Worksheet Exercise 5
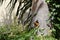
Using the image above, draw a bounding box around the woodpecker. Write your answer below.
[34,20,39,27]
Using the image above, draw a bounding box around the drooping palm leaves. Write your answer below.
[6,0,33,26]
[16,0,32,25]
[5,0,18,25]
[0,0,4,6]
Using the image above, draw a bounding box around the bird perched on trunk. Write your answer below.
[34,20,39,27]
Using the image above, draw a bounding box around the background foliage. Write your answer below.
[46,0,60,39]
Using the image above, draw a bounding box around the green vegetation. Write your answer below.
[46,0,60,39]
[0,24,56,40]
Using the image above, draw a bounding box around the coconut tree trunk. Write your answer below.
[31,0,50,36]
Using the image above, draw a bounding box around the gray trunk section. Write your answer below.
[31,0,50,36]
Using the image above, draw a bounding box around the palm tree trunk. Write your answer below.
[31,0,50,36]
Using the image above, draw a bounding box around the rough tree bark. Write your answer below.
[31,0,50,36]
